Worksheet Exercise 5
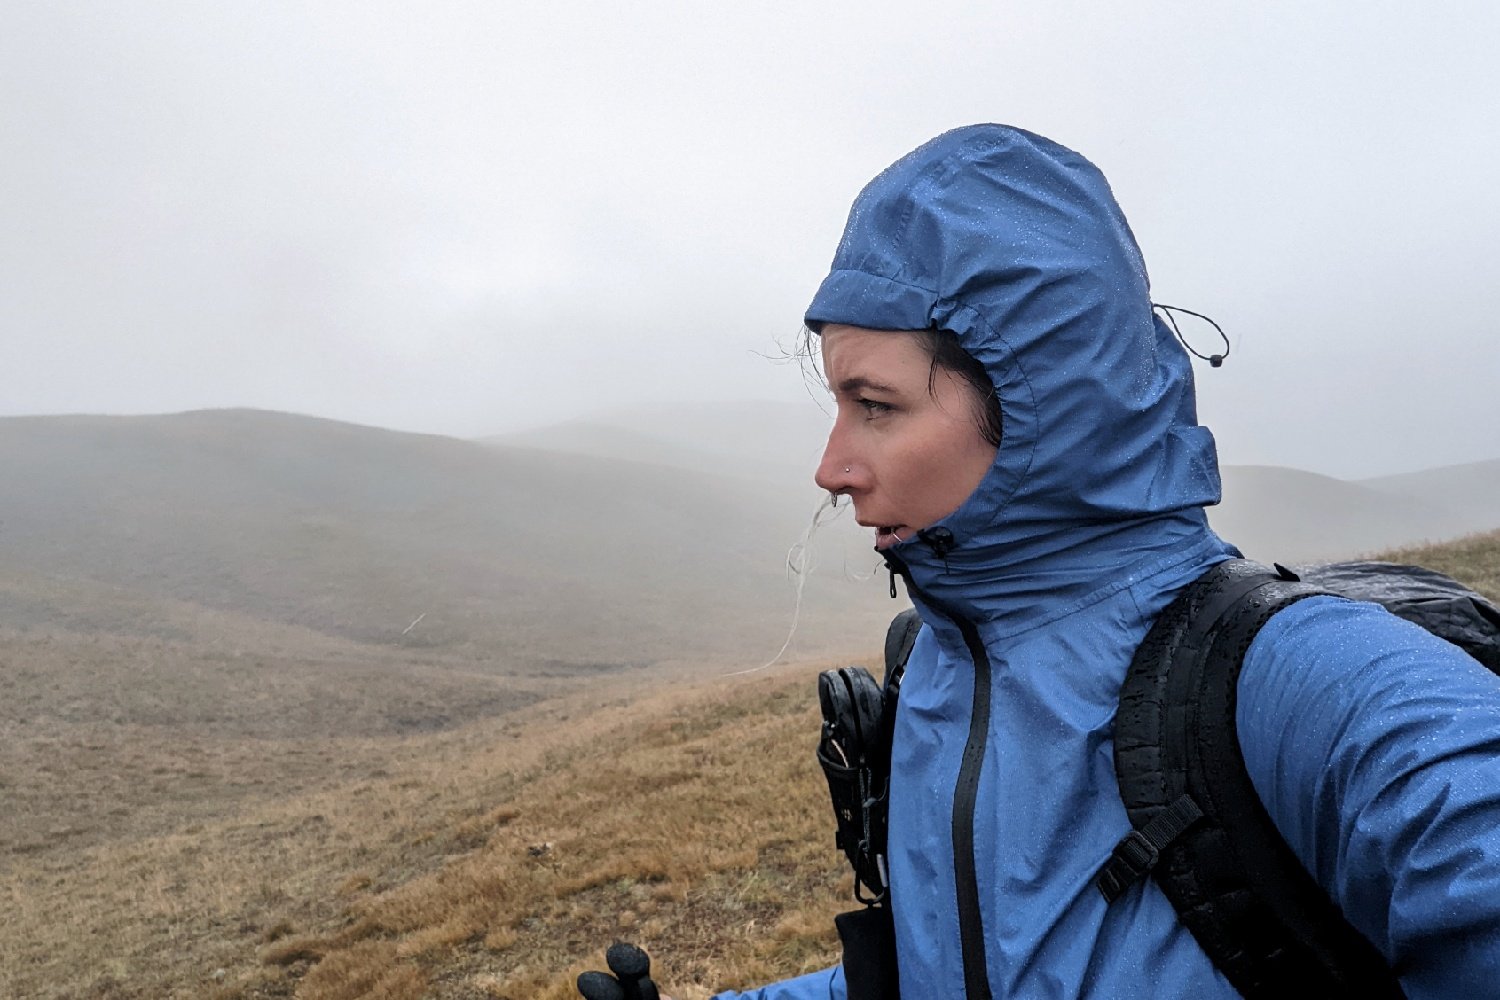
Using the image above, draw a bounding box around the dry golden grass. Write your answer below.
[6,530,1496,1000]
[0,656,861,1000]
[237,665,855,1000]
[1380,528,1500,602]
[0,665,686,1000]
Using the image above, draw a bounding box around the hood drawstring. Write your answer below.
[1153,303,1230,368]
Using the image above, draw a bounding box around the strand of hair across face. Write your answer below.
[724,491,854,676]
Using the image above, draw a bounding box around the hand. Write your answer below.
[576,942,663,1000]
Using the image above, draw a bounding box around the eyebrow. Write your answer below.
[836,375,900,396]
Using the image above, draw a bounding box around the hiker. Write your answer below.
[707,126,1500,998]
[578,125,1500,1000]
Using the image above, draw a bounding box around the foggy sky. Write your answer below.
[3,1,1497,479]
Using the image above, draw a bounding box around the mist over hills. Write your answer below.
[1362,460,1500,528]
[1213,464,1497,562]
[3,404,1493,679]
[498,401,1499,563]
[489,399,833,482]
[0,409,889,674]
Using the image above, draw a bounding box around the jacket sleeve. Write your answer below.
[1236,596,1500,996]
[711,964,845,1000]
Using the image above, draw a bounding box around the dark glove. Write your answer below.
[577,942,661,1000]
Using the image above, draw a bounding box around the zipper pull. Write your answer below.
[882,552,909,600]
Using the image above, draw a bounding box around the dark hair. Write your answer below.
[915,328,1004,448]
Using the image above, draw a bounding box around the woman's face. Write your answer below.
[815,325,998,550]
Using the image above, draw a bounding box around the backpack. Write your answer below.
[1100,558,1500,998]
[823,559,1500,999]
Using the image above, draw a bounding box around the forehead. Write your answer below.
[820,325,929,386]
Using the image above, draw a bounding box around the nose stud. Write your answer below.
[844,467,851,473]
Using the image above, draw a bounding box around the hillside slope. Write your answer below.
[7,409,1490,673]
[53,529,1482,1000]
[501,402,1499,562]
[1210,464,1477,561]
[0,410,890,671]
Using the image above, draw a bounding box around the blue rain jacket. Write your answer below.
[713,126,1500,998]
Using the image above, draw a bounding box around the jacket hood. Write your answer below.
[805,125,1233,632]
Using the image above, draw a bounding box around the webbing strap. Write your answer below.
[884,607,922,689]
[1097,793,1204,902]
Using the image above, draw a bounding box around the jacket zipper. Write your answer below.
[885,552,994,1000]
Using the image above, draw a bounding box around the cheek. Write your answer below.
[924,421,996,511]
[891,433,993,522]
[939,447,991,501]
[962,431,999,482]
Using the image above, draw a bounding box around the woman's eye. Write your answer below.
[858,397,893,416]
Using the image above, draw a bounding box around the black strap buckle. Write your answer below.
[1098,830,1159,901]
[1098,794,1204,903]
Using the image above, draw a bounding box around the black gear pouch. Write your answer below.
[834,904,899,1000]
[819,664,900,999]
[816,666,891,901]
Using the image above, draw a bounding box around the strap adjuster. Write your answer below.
[1098,794,1204,903]
[1116,827,1161,871]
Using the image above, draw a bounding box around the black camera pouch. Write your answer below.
[816,665,890,901]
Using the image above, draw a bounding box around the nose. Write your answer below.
[814,415,857,494]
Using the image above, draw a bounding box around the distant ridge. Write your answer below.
[1360,458,1500,537]
[500,402,1498,563]
[1211,464,1489,562]
[0,409,888,673]
[2,407,1493,671]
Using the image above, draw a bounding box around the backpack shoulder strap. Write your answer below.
[1105,559,1406,999]
[883,607,922,690]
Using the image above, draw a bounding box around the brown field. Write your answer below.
[1,658,852,1000]
[4,528,1498,1000]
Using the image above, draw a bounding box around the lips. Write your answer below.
[851,511,907,549]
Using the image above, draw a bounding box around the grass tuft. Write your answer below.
[259,937,327,967]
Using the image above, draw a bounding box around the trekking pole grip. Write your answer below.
[607,942,660,1000]
[577,942,662,1000]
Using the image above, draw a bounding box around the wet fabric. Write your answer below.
[1292,561,1500,669]
[711,125,1500,999]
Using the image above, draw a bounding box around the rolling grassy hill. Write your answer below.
[1,406,1494,998]
[6,407,1491,672]
[0,409,891,671]
[501,403,1500,563]
[6,530,1493,1000]
[0,408,893,906]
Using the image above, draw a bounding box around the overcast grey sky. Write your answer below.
[3,1,1496,479]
